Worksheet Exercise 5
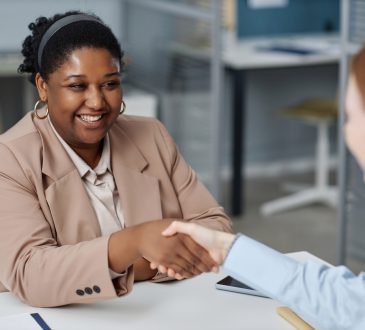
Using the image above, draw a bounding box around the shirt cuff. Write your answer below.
[150,271,175,283]
[223,234,298,299]
[223,233,243,265]
[109,268,126,280]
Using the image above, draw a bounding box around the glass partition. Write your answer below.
[121,0,223,198]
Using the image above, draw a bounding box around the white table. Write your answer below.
[223,33,340,70]
[0,251,322,330]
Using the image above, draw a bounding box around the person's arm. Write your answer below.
[224,235,365,330]
[162,222,365,330]
[109,219,217,280]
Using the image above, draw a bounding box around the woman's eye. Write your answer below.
[69,84,85,90]
[103,81,121,89]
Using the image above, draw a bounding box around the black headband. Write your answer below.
[37,14,103,69]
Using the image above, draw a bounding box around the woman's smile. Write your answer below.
[79,114,103,122]
[76,113,107,128]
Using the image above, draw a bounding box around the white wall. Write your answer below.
[0,0,123,51]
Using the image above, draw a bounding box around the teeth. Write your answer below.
[80,114,102,122]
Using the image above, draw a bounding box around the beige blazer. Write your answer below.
[0,113,231,307]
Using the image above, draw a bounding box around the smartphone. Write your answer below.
[215,276,269,298]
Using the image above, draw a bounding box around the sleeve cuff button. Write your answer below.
[76,289,85,296]
[85,287,93,295]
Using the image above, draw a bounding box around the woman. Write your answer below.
[0,11,231,307]
[158,47,365,330]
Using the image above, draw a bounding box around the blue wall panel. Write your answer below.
[237,0,340,38]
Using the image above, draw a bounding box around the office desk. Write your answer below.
[0,274,292,330]
[223,34,340,215]
[0,251,321,329]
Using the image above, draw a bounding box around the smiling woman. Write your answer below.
[35,47,122,167]
[0,11,232,307]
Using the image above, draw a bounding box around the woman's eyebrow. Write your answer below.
[64,72,121,80]
[105,72,121,77]
[64,74,85,80]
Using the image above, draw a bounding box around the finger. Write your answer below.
[172,246,201,276]
[162,221,195,237]
[156,264,190,279]
[167,268,176,278]
[174,273,184,280]
[150,262,158,270]
[163,264,194,279]
[159,246,196,278]
[161,221,179,236]
[158,264,167,274]
[166,268,183,280]
[212,266,220,273]
[167,257,196,278]
[179,234,217,273]
[160,237,200,277]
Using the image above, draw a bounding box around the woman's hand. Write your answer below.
[150,222,235,278]
[135,219,218,279]
[108,219,218,279]
[133,257,158,282]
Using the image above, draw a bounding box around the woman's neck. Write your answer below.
[73,141,104,169]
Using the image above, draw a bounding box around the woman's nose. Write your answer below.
[85,86,105,110]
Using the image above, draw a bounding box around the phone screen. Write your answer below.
[215,276,269,298]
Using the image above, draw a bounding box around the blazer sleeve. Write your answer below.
[154,120,232,233]
[0,144,133,307]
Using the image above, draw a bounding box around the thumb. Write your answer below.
[161,222,178,236]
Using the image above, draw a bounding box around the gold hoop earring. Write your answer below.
[33,100,49,120]
[120,100,126,115]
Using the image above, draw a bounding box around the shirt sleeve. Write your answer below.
[223,235,365,330]
[109,268,126,279]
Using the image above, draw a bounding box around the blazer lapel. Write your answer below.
[109,124,162,227]
[33,117,101,244]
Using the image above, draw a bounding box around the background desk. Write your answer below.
[223,34,340,215]
[0,252,321,330]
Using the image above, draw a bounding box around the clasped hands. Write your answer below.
[146,220,234,280]
[138,219,218,280]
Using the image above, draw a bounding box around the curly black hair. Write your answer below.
[18,10,124,85]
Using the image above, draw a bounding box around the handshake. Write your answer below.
[149,221,235,280]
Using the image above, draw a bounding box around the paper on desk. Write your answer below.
[0,312,51,330]
[248,0,288,9]
[258,38,339,56]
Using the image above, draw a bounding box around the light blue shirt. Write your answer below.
[223,234,365,330]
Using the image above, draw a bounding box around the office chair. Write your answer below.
[260,98,338,216]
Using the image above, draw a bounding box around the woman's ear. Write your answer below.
[35,73,48,102]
